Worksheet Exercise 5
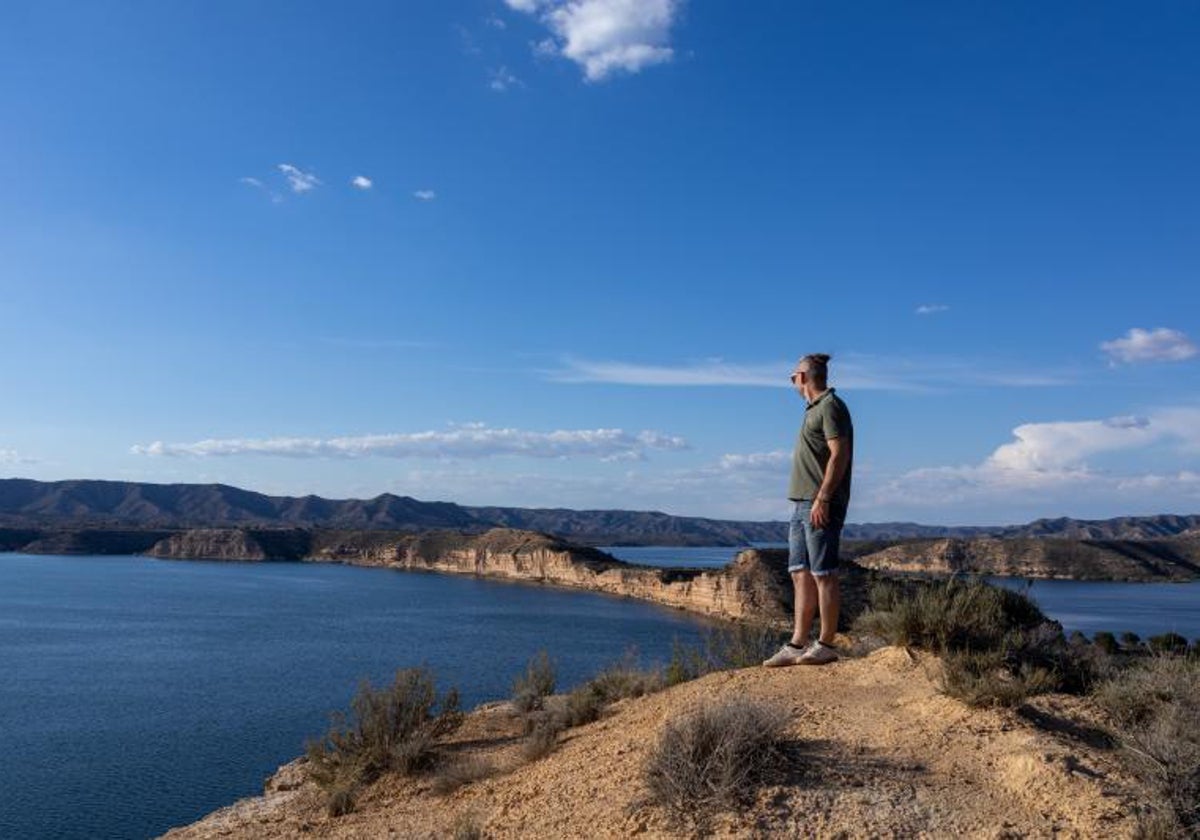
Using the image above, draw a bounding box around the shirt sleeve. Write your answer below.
[822,401,852,442]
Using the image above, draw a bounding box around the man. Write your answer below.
[764,352,853,667]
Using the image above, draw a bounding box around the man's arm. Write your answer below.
[811,436,850,528]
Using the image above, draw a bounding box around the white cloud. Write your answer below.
[351,175,373,190]
[239,177,264,188]
[506,0,682,81]
[717,451,790,472]
[131,423,688,462]
[548,356,1071,390]
[278,163,321,193]
[915,304,949,315]
[0,448,37,465]
[504,0,545,12]
[490,65,521,91]
[1101,327,1197,364]
[413,189,437,201]
[867,407,1200,514]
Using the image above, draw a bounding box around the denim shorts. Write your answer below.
[787,499,845,576]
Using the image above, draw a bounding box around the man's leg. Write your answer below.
[814,574,840,645]
[792,570,817,646]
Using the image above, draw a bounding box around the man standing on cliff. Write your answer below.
[764,353,853,667]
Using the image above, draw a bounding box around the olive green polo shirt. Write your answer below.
[788,388,853,507]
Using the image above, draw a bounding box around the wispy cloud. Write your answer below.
[239,176,282,203]
[1101,327,1197,365]
[490,65,521,91]
[351,175,373,190]
[915,304,949,315]
[0,448,37,465]
[278,163,321,193]
[131,423,688,462]
[504,0,682,82]
[413,189,437,201]
[547,356,1071,390]
[717,451,790,472]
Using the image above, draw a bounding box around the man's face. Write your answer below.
[790,366,808,395]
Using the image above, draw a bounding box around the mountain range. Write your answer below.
[1,478,1198,545]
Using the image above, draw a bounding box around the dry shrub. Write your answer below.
[666,622,781,685]
[940,650,1059,708]
[559,657,665,728]
[450,809,486,840]
[644,698,790,827]
[304,666,462,814]
[511,650,556,714]
[1095,655,1200,835]
[854,577,1113,706]
[522,715,566,761]
[430,755,498,796]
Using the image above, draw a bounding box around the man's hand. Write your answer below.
[810,498,830,529]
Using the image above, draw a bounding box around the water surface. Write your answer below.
[0,553,713,840]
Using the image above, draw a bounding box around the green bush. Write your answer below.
[511,650,557,713]
[852,577,1114,705]
[852,577,1045,653]
[643,698,790,828]
[940,649,1059,708]
[304,666,462,814]
[1094,655,1200,835]
[1092,631,1120,655]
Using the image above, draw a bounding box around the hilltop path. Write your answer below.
[161,647,1139,839]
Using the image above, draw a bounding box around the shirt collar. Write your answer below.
[806,387,835,409]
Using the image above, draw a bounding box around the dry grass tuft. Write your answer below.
[643,698,791,828]
[1095,655,1200,835]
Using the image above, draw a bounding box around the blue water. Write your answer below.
[601,546,1200,640]
[987,577,1200,641]
[0,554,716,840]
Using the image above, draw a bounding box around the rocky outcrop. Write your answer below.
[147,528,311,561]
[855,537,1200,581]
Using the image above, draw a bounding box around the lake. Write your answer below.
[601,545,1200,640]
[3,546,1197,840]
[0,553,716,840]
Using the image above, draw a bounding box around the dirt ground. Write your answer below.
[161,647,1144,839]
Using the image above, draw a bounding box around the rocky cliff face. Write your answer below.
[854,537,1200,581]
[308,528,802,624]
[147,528,312,561]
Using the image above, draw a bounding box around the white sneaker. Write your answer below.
[762,642,811,668]
[798,641,839,666]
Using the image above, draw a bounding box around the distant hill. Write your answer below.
[0,478,1197,545]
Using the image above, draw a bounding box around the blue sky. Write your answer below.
[2,0,1198,525]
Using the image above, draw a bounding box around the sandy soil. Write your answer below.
[160,647,1143,839]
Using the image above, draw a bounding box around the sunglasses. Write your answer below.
[790,370,806,383]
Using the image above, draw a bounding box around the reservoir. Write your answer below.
[4,547,1197,839]
[0,553,714,840]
